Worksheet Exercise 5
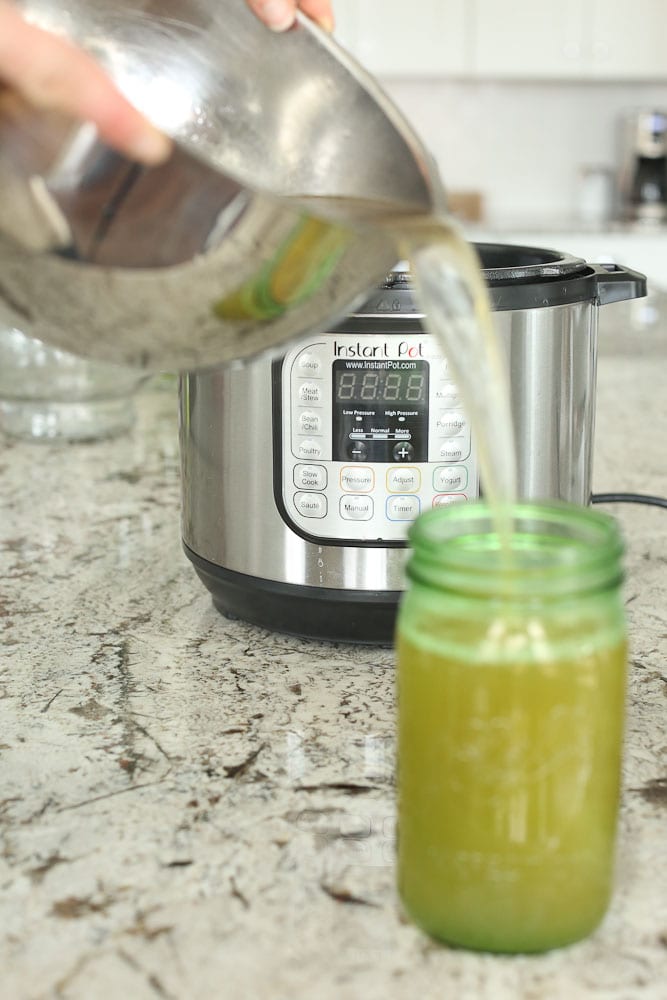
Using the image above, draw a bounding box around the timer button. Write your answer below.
[387,467,421,493]
[392,442,414,462]
[294,492,327,518]
[340,495,374,521]
[387,495,421,521]
[340,466,374,493]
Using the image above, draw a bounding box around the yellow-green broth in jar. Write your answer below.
[396,501,627,953]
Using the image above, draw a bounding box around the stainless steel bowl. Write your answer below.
[0,0,445,371]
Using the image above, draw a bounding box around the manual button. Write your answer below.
[340,495,373,521]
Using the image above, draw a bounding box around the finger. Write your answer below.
[0,2,171,164]
[298,0,334,32]
[245,0,297,32]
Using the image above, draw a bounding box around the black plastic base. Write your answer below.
[184,543,400,645]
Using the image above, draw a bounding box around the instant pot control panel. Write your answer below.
[275,331,478,545]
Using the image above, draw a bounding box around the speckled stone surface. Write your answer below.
[1,301,666,1000]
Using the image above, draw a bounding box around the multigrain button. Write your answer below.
[387,467,421,493]
[294,464,327,491]
[340,495,373,520]
[434,382,461,406]
[433,465,468,492]
[298,382,323,405]
[387,495,421,520]
[294,492,327,518]
[340,466,374,492]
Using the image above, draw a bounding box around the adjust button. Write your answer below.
[387,467,420,493]
[340,495,373,521]
[387,495,421,521]
[294,492,327,518]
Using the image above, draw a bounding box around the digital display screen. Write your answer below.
[334,364,427,404]
[332,359,429,463]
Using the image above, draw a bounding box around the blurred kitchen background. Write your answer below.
[334,0,667,303]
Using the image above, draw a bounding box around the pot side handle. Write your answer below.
[593,262,647,306]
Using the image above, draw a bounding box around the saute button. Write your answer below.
[387,495,421,520]
[434,465,468,492]
[340,466,374,492]
[297,439,323,460]
[294,464,327,490]
[294,492,327,518]
[340,495,373,520]
[387,467,420,493]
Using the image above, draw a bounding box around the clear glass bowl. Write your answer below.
[0,327,149,442]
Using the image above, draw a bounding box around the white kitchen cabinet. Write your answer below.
[472,0,667,80]
[471,0,584,79]
[588,0,667,80]
[333,0,471,77]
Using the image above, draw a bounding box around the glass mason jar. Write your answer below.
[396,501,627,954]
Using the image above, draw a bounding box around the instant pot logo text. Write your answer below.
[334,341,435,360]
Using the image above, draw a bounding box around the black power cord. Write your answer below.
[592,493,667,509]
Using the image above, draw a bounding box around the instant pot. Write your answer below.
[180,243,645,643]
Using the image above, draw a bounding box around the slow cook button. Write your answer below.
[340,466,374,493]
[294,464,327,491]
[387,495,421,520]
[297,382,323,405]
[387,467,421,493]
[340,495,373,521]
[294,492,327,518]
[297,439,323,460]
[433,465,468,492]
[299,411,322,435]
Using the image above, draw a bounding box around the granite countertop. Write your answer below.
[1,303,666,999]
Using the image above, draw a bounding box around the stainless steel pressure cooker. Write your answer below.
[180,243,645,643]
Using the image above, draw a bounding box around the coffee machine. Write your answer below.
[617,109,667,224]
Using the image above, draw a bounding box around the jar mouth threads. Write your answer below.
[407,500,625,600]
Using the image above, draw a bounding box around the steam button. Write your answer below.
[439,438,471,462]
